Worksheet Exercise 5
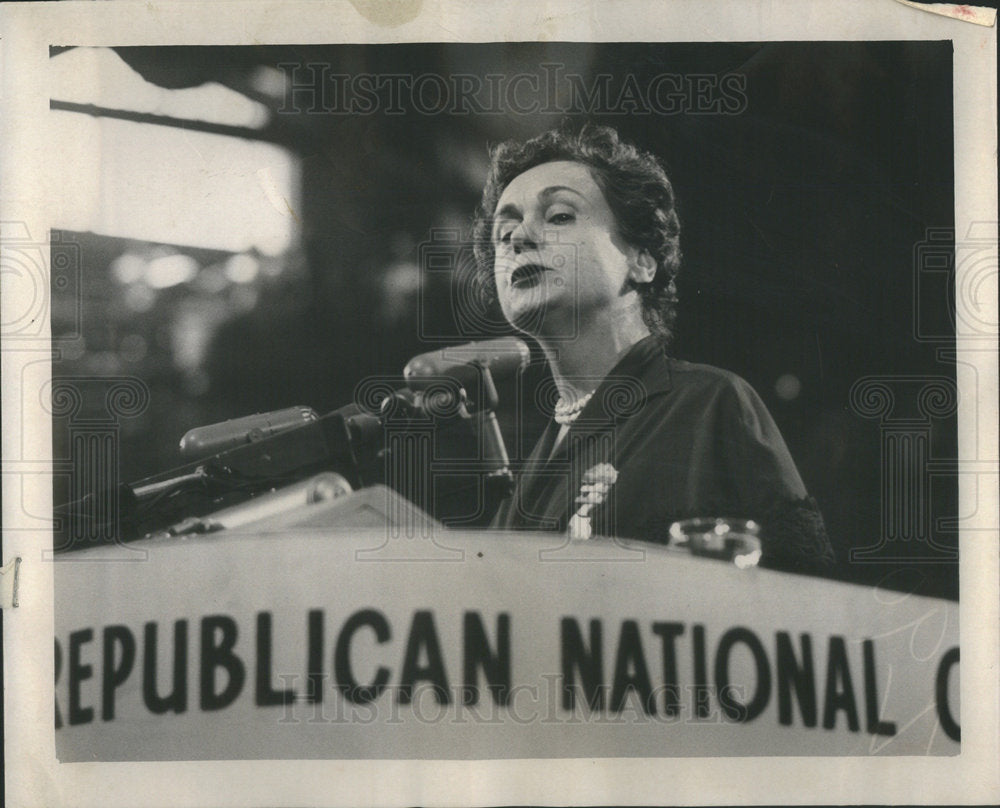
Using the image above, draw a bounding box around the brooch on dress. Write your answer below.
[567,462,619,540]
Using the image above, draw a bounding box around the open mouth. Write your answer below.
[510,263,549,289]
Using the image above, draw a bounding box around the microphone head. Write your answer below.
[403,337,530,388]
[178,406,319,459]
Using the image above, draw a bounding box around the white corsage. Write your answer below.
[567,463,619,540]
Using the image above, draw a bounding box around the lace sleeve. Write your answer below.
[758,495,836,574]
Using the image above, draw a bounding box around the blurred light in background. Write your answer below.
[144,253,199,289]
[119,333,149,363]
[775,373,802,401]
[50,110,300,255]
[230,286,260,312]
[195,263,230,294]
[47,44,301,417]
[123,284,157,313]
[224,253,260,284]
[50,47,270,129]
[110,253,145,284]
[249,65,290,102]
[172,305,215,371]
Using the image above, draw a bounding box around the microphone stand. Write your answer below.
[398,362,516,523]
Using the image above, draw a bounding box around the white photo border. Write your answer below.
[1,1,997,805]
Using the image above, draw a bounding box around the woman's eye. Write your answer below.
[548,212,574,224]
[499,230,512,244]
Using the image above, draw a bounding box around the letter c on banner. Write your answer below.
[935,647,960,742]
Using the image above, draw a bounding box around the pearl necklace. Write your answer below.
[553,391,594,425]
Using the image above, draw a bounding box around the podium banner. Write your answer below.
[54,528,959,760]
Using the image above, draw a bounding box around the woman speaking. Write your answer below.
[473,124,834,573]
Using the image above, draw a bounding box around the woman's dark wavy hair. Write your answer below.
[472,124,682,346]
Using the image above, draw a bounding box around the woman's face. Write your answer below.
[491,160,639,336]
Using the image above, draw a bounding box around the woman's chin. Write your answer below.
[504,299,578,339]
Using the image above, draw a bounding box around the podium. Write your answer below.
[53,478,960,761]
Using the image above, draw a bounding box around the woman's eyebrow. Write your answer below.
[537,185,587,202]
[495,185,587,220]
[493,184,587,232]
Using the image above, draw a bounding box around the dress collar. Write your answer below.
[569,334,672,427]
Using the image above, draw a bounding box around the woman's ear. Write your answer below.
[628,249,657,284]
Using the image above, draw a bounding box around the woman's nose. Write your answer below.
[511,220,540,253]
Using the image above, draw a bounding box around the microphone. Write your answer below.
[403,338,528,492]
[179,406,319,460]
[57,403,381,547]
[175,340,528,462]
[403,337,530,405]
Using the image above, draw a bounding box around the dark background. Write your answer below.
[50,41,959,598]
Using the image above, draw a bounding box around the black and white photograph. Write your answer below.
[1,1,997,805]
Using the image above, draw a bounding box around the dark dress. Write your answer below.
[491,335,834,573]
